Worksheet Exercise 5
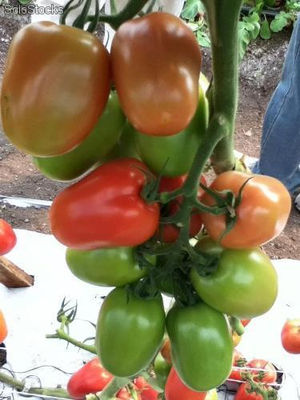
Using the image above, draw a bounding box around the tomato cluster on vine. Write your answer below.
[1,8,291,397]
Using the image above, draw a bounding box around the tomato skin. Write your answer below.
[65,247,153,287]
[241,319,251,328]
[281,319,300,354]
[158,175,206,243]
[246,359,277,384]
[165,368,207,400]
[0,310,8,343]
[50,158,159,250]
[201,172,291,248]
[135,87,208,176]
[96,287,165,377]
[166,302,233,391]
[191,247,278,319]
[1,22,110,157]
[111,12,201,136]
[160,337,172,365]
[67,358,113,399]
[0,219,16,256]
[235,383,265,400]
[134,377,159,400]
[33,93,125,181]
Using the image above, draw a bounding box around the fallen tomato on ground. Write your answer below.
[0,311,8,343]
[281,319,300,354]
[0,219,16,256]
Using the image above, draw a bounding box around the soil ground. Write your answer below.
[0,18,299,259]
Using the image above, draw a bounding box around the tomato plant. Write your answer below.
[201,171,291,248]
[67,358,113,399]
[1,22,110,157]
[96,287,165,377]
[166,302,233,391]
[0,311,8,343]
[281,319,300,354]
[33,92,125,181]
[247,359,277,384]
[111,12,202,136]
[165,368,207,400]
[190,247,278,318]
[0,219,16,256]
[50,158,159,249]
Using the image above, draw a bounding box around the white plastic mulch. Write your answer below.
[0,229,299,399]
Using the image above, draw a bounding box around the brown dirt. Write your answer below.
[0,18,299,259]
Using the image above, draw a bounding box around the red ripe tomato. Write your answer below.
[158,175,206,243]
[50,158,159,249]
[235,383,269,400]
[241,319,251,328]
[228,350,247,381]
[0,219,16,256]
[134,377,159,400]
[117,387,141,400]
[165,368,207,400]
[246,359,277,384]
[281,319,300,354]
[67,358,113,399]
[111,12,201,136]
[201,171,291,248]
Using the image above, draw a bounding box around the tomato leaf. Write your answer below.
[181,0,205,20]
[260,18,272,40]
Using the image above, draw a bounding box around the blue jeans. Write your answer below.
[252,18,300,195]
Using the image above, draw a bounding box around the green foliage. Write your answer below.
[181,0,300,60]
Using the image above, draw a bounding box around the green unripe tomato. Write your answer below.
[96,287,165,377]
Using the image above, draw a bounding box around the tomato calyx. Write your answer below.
[199,177,253,241]
[241,378,278,400]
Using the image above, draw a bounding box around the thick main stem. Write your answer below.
[202,0,243,173]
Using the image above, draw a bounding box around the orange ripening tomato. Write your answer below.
[0,310,8,343]
[281,319,300,354]
[1,22,110,157]
[111,12,201,136]
[201,171,291,248]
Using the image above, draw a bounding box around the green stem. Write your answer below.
[88,0,149,30]
[86,377,130,400]
[202,0,243,173]
[230,316,245,336]
[46,330,97,354]
[0,371,70,398]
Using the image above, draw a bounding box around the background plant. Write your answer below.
[181,0,300,60]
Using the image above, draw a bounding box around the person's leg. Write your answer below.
[252,19,300,195]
